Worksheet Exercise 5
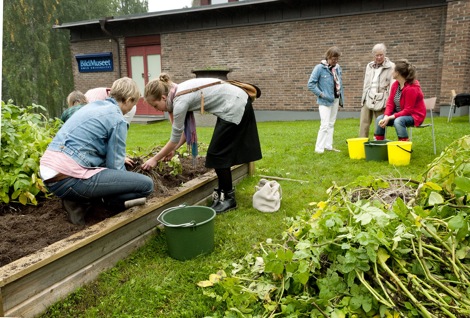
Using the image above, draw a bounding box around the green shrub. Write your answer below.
[0,100,61,205]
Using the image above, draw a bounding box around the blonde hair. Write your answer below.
[109,77,140,104]
[144,73,174,101]
[66,90,88,107]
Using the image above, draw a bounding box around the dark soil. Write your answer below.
[0,157,210,267]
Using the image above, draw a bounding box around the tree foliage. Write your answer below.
[2,0,148,118]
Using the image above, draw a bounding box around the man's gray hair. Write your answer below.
[372,43,387,54]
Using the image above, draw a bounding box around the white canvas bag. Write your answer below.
[253,179,282,213]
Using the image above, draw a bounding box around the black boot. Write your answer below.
[213,189,237,214]
[62,199,89,225]
[209,188,221,209]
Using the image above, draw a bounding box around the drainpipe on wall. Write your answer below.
[99,18,122,77]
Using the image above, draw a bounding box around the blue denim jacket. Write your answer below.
[47,98,129,170]
[307,62,344,107]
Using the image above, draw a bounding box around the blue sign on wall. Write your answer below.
[75,52,114,73]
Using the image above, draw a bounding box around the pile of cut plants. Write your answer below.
[199,135,470,317]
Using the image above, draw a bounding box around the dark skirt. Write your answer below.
[205,98,262,169]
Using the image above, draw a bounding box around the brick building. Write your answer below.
[54,0,469,120]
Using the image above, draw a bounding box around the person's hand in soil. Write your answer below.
[142,156,158,170]
[125,157,135,167]
[142,140,178,170]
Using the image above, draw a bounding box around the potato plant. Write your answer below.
[200,135,470,317]
[0,100,62,205]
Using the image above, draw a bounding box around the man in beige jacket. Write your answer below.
[359,43,395,138]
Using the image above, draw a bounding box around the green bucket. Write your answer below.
[364,140,390,161]
[157,205,216,261]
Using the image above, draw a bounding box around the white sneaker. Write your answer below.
[325,148,341,152]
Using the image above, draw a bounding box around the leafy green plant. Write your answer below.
[0,100,61,204]
[199,135,470,317]
[422,135,470,207]
[157,154,183,176]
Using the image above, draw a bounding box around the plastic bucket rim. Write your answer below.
[157,205,216,228]
[346,137,369,143]
[366,140,390,146]
[365,143,387,147]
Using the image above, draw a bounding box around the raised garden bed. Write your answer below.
[0,163,250,318]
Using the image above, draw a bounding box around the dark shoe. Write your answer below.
[213,189,237,214]
[62,199,88,225]
[124,197,147,209]
[209,188,220,209]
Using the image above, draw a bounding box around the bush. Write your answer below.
[0,100,61,205]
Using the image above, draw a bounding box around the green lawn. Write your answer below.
[41,115,469,317]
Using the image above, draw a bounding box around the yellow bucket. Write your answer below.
[346,138,369,159]
[387,141,413,166]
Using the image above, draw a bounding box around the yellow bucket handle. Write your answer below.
[396,145,413,154]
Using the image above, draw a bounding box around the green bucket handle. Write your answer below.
[397,145,413,154]
[157,205,198,228]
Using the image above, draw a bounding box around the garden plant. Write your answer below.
[1,107,468,317]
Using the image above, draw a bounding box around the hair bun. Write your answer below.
[159,73,170,82]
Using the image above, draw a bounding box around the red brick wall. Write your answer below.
[440,0,470,102]
[70,4,468,112]
[161,6,446,111]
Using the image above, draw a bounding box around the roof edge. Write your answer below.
[52,0,280,29]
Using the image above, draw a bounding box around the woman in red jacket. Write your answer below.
[374,59,426,141]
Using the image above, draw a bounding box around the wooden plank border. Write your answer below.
[0,164,248,318]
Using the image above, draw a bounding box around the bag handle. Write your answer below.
[174,81,223,97]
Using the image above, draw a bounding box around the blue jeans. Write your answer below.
[374,115,414,139]
[45,169,154,211]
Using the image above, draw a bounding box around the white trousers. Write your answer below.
[315,98,339,153]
